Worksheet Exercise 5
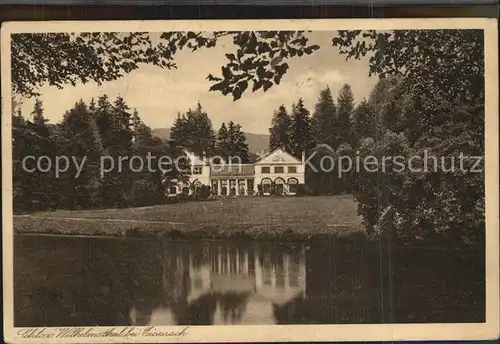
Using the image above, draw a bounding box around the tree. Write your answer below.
[216,121,250,163]
[268,105,292,152]
[12,99,57,212]
[289,98,315,159]
[311,86,337,148]
[56,100,103,209]
[215,122,231,160]
[12,31,320,100]
[229,121,250,164]
[336,84,354,147]
[332,30,484,104]
[352,99,375,148]
[170,103,215,157]
[13,30,483,105]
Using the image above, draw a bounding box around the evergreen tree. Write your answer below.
[170,102,215,157]
[129,109,169,206]
[289,98,315,159]
[30,100,57,209]
[311,86,337,148]
[12,99,56,212]
[336,84,354,147]
[216,121,250,163]
[94,95,135,207]
[352,99,375,148]
[169,112,187,146]
[215,122,231,161]
[268,105,291,152]
[57,100,102,209]
[229,121,250,164]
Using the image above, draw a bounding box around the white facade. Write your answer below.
[253,149,305,196]
[167,148,305,197]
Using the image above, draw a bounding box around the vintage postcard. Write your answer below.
[2,18,499,343]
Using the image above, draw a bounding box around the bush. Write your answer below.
[297,184,314,196]
[129,179,166,207]
[193,185,211,200]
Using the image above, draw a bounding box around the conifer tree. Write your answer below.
[311,86,337,148]
[289,98,315,159]
[336,84,355,147]
[352,99,375,148]
[230,121,250,164]
[170,102,215,157]
[57,100,102,209]
[268,105,291,152]
[216,122,231,161]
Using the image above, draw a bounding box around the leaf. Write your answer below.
[263,80,273,92]
[252,80,263,92]
[232,87,242,101]
[225,53,236,61]
[237,80,248,94]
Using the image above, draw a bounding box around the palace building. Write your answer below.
[167,148,306,197]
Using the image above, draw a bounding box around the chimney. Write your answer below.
[302,151,306,164]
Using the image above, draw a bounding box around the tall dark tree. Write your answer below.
[289,98,315,159]
[12,99,57,211]
[170,103,215,157]
[95,95,135,207]
[311,86,337,148]
[216,121,250,163]
[57,100,102,209]
[268,105,292,152]
[352,99,375,148]
[228,121,250,164]
[336,84,354,147]
[215,122,231,160]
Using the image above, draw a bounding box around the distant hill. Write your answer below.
[151,128,270,154]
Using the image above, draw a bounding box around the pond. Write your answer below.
[14,234,485,327]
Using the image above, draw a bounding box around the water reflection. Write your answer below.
[14,235,484,327]
[131,241,307,325]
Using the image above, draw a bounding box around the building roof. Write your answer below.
[254,148,302,165]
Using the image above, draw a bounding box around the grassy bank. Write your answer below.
[13,195,364,240]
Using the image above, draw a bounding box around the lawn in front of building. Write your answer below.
[13,195,364,238]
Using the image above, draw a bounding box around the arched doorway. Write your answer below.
[260,178,272,196]
[274,177,286,195]
[192,180,202,195]
[287,178,299,195]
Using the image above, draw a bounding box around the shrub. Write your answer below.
[297,184,314,196]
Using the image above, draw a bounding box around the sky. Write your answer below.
[19,31,378,135]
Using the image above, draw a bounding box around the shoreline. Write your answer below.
[13,217,364,242]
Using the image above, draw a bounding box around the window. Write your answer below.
[261,166,270,173]
[211,180,218,195]
[221,180,228,195]
[274,166,284,173]
[247,179,254,195]
[288,178,298,194]
[288,166,297,173]
[193,166,202,174]
[169,186,177,194]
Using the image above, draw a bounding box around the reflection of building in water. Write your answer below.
[188,244,306,304]
[131,242,306,326]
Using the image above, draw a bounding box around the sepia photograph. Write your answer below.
[2,19,499,343]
